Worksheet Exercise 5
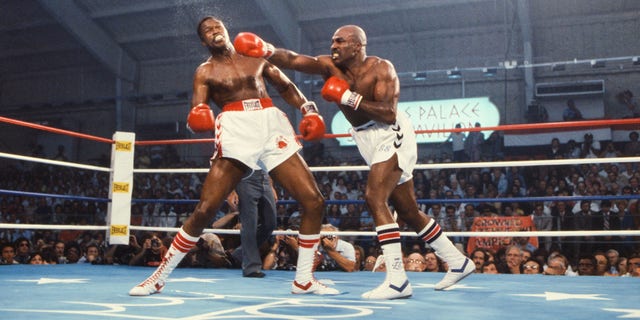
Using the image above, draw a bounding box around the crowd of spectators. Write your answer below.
[1,135,639,278]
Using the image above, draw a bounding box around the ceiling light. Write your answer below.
[633,57,640,65]
[590,59,605,68]
[412,72,427,81]
[551,63,565,71]
[483,67,497,77]
[447,69,462,79]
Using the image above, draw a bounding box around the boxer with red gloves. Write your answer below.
[130,16,337,297]
[186,103,215,133]
[235,25,475,300]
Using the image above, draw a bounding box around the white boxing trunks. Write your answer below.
[214,98,301,172]
[349,112,417,184]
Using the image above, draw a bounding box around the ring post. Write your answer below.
[106,131,135,245]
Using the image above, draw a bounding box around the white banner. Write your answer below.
[330,97,500,146]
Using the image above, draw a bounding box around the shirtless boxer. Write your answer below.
[129,16,337,296]
[235,25,475,299]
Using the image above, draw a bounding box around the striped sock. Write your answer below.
[418,219,464,265]
[295,234,320,284]
[417,219,442,244]
[376,223,405,279]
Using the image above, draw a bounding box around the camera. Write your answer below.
[151,238,161,247]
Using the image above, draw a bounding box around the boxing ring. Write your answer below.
[1,115,639,319]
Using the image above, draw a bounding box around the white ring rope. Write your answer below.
[0,151,111,172]
[2,223,639,238]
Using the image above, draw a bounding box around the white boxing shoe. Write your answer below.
[129,278,165,296]
[434,257,474,290]
[291,279,340,295]
[361,279,412,300]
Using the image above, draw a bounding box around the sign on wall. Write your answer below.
[330,97,500,146]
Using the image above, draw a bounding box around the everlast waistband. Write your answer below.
[222,98,274,112]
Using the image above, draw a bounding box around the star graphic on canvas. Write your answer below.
[603,308,640,318]
[512,291,611,301]
[167,277,222,283]
[10,278,89,285]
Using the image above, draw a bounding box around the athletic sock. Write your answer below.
[376,223,406,282]
[418,219,464,265]
[294,233,320,284]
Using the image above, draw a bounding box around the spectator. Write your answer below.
[470,248,489,273]
[1,243,19,265]
[14,237,32,264]
[623,131,640,157]
[580,133,601,158]
[78,243,103,264]
[543,253,568,275]
[562,99,583,121]
[443,123,466,162]
[129,233,167,267]
[521,258,542,274]
[617,89,640,118]
[423,251,443,272]
[482,260,499,274]
[464,122,484,162]
[405,251,427,272]
[317,224,356,272]
[499,245,523,274]
[546,138,563,159]
[576,254,597,276]
[625,253,640,277]
[29,252,47,265]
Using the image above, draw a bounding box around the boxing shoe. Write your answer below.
[129,253,178,296]
[129,276,165,296]
[434,257,474,290]
[361,279,412,300]
[291,279,339,295]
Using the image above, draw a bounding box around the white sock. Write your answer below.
[376,223,406,282]
[418,220,464,265]
[294,233,320,284]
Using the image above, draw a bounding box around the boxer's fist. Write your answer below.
[321,76,363,110]
[187,103,215,133]
[298,102,325,142]
[233,32,275,58]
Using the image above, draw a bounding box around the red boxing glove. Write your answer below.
[233,32,275,58]
[298,101,325,142]
[187,103,215,133]
[321,76,363,110]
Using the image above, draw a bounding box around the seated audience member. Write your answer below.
[499,245,523,274]
[423,251,443,272]
[470,248,489,273]
[544,254,569,275]
[625,253,640,277]
[14,238,32,264]
[521,258,542,274]
[316,224,356,272]
[129,233,167,267]
[482,260,499,274]
[577,254,597,276]
[78,243,104,264]
[363,255,378,272]
[405,251,427,272]
[1,243,19,265]
[29,252,47,265]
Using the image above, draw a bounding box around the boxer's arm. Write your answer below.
[269,49,330,76]
[191,64,211,108]
[262,62,308,109]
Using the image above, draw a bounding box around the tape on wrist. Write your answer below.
[300,101,319,115]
